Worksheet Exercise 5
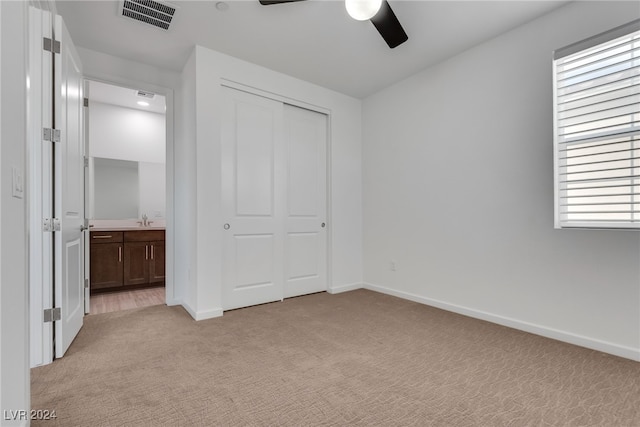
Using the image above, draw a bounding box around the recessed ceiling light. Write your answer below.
[216,2,229,12]
[137,101,150,107]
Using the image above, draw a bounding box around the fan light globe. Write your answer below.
[345,0,382,21]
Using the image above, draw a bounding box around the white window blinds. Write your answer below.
[554,20,640,229]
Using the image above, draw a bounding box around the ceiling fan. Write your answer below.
[258,0,408,49]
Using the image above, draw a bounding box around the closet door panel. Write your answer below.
[221,87,285,310]
[235,101,275,217]
[284,105,328,298]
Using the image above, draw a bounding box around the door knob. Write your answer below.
[321,222,326,228]
[223,223,231,230]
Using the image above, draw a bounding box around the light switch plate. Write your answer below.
[12,166,24,199]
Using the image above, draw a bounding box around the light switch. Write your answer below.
[12,166,24,199]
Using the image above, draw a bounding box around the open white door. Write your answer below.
[54,14,84,358]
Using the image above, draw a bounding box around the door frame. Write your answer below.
[28,68,176,366]
[82,75,176,308]
[28,4,54,368]
[219,79,333,306]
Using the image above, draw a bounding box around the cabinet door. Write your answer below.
[124,242,149,286]
[149,241,165,284]
[90,243,123,289]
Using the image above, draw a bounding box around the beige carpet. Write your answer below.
[31,289,640,426]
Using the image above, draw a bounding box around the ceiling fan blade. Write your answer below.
[259,0,307,5]
[370,0,408,49]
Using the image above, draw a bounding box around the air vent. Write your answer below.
[119,0,177,31]
[137,90,155,99]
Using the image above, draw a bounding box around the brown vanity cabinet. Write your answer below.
[149,240,166,283]
[89,231,124,290]
[90,229,165,292]
[123,230,166,287]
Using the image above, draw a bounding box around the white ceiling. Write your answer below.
[56,0,570,99]
[89,80,167,114]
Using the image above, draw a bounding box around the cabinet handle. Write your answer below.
[145,245,149,260]
[151,245,154,260]
[93,235,112,239]
[118,246,122,262]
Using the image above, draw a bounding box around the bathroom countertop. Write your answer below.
[90,227,166,232]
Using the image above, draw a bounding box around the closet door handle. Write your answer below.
[118,246,122,262]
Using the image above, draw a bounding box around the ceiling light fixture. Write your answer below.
[137,101,150,107]
[345,0,382,21]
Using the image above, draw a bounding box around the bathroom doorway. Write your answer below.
[85,80,167,315]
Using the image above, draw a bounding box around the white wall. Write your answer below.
[77,47,180,91]
[175,51,196,310]
[180,46,363,320]
[362,1,640,361]
[139,161,166,220]
[0,1,29,424]
[88,101,165,163]
[1,0,4,414]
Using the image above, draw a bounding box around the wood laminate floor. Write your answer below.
[89,286,165,315]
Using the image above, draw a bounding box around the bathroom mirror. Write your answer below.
[89,157,166,220]
[91,157,139,219]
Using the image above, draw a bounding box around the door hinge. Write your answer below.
[43,307,61,323]
[84,156,89,168]
[43,37,61,54]
[43,218,61,232]
[43,128,61,143]
[85,278,89,289]
[83,97,89,108]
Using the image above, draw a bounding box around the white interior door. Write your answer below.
[221,87,285,311]
[283,105,327,298]
[54,14,84,358]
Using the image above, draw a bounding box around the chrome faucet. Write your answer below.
[141,214,148,227]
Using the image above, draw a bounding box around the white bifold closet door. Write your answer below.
[221,87,327,311]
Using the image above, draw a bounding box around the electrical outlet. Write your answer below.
[390,260,397,271]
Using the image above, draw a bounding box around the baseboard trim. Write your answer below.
[327,283,363,294]
[181,302,223,321]
[363,282,640,362]
[165,298,180,307]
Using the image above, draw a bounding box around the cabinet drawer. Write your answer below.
[90,231,123,243]
[124,230,165,242]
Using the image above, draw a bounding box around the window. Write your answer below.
[553,20,640,229]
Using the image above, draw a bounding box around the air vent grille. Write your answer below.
[137,90,155,99]
[120,0,177,31]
